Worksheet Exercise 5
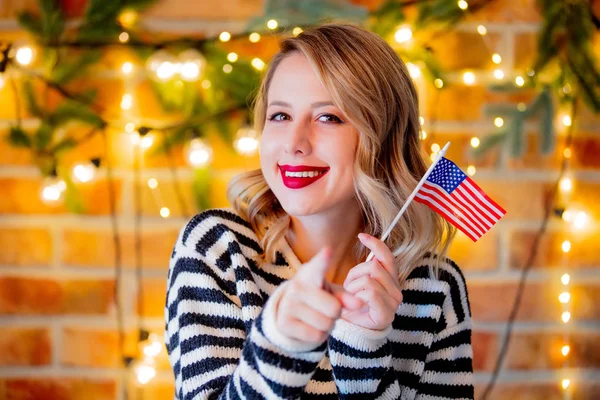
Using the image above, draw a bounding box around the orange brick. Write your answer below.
[510,229,600,269]
[477,180,547,221]
[514,33,537,71]
[0,178,123,215]
[0,129,34,165]
[140,178,197,218]
[471,331,497,372]
[137,278,167,318]
[0,328,51,366]
[129,381,175,400]
[504,332,600,370]
[62,327,170,371]
[448,228,498,271]
[465,0,541,23]
[62,229,179,269]
[1,378,115,400]
[423,84,487,121]
[0,228,52,266]
[469,282,600,322]
[0,278,114,315]
[475,382,600,400]
[143,0,263,19]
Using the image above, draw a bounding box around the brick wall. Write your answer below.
[1,1,599,399]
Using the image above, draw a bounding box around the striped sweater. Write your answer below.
[165,208,474,400]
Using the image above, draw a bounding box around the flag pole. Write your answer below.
[365,141,451,262]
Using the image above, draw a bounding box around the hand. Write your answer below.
[276,247,365,347]
[340,233,403,331]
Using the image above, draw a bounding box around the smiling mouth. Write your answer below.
[278,166,329,189]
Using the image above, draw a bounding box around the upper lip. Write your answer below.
[279,164,330,172]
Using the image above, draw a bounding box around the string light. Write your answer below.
[267,19,278,30]
[119,32,130,43]
[419,116,425,125]
[563,147,572,159]
[160,207,171,218]
[227,52,238,63]
[477,25,487,35]
[562,115,572,127]
[223,64,233,74]
[434,78,444,88]
[494,117,504,127]
[40,176,66,205]
[517,102,527,112]
[406,62,421,79]
[493,69,505,80]
[15,46,34,66]
[125,122,135,133]
[234,126,260,156]
[201,80,211,89]
[561,345,570,356]
[249,33,261,43]
[492,53,502,64]
[457,0,468,10]
[147,178,158,189]
[219,31,231,42]
[120,93,133,110]
[293,27,303,36]
[467,165,476,176]
[515,76,525,86]
[558,291,571,304]
[559,176,573,193]
[431,143,440,153]
[394,25,413,43]
[561,311,571,323]
[72,159,100,184]
[561,273,570,285]
[561,240,571,253]
[118,10,138,28]
[420,130,427,140]
[470,137,480,148]
[561,379,570,390]
[251,58,265,71]
[121,61,134,75]
[140,134,154,149]
[185,138,213,168]
[462,71,476,85]
[179,49,206,81]
[573,211,588,230]
[133,358,156,385]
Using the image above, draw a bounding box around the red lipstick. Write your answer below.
[278,164,329,189]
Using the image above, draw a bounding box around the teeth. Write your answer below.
[284,170,325,178]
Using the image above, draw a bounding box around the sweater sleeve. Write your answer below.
[328,260,474,400]
[164,212,327,400]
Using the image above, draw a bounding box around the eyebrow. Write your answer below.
[267,100,334,109]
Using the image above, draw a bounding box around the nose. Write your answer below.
[284,120,312,156]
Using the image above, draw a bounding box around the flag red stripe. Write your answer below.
[465,177,506,218]
[415,193,480,241]
[454,185,497,227]
[456,183,501,224]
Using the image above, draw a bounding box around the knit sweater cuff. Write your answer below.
[261,280,325,353]
[331,318,392,350]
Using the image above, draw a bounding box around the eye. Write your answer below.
[318,114,343,124]
[267,112,289,122]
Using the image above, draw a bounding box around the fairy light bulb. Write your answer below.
[573,211,588,230]
[160,207,171,218]
[140,333,163,357]
[219,31,231,42]
[185,138,213,168]
[118,10,138,28]
[419,117,425,125]
[559,176,573,193]
[72,162,97,183]
[431,143,440,153]
[249,33,261,43]
[561,240,571,253]
[146,50,178,81]
[561,379,570,390]
[477,25,487,35]
[515,76,525,86]
[457,0,468,10]
[234,127,259,156]
[394,25,413,43]
[563,147,572,159]
[463,71,476,85]
[561,311,571,323]
[133,359,156,385]
[119,32,130,43]
[492,53,502,64]
[406,63,421,79]
[223,64,233,73]
[494,117,504,127]
[227,52,238,63]
[179,49,206,81]
[293,27,303,36]
[493,69,505,80]
[147,178,158,189]
[561,345,570,356]
[562,115,572,127]
[267,19,278,30]
[561,273,570,285]
[470,137,480,148]
[121,93,133,110]
[0,73,5,90]
[125,123,135,133]
[140,134,154,149]
[15,46,34,66]
[558,291,570,304]
[420,130,427,140]
[122,61,134,75]
[40,176,66,205]
[467,165,476,176]
[251,58,265,71]
[434,78,444,88]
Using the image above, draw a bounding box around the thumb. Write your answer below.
[327,282,365,311]
[295,246,333,287]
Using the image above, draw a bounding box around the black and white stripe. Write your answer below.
[165,208,474,399]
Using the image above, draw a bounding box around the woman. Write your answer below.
[165,23,474,399]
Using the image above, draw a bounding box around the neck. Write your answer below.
[285,199,363,284]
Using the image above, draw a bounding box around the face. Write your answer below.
[259,53,359,217]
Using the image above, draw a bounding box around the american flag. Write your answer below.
[414,157,506,241]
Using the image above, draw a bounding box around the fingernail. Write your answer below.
[358,233,367,241]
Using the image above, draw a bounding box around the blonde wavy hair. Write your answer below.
[227,23,456,281]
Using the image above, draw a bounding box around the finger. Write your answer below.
[358,233,396,277]
[344,275,387,297]
[282,317,328,344]
[295,247,333,287]
[327,283,365,311]
[300,285,342,319]
[295,302,336,332]
[345,260,403,304]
